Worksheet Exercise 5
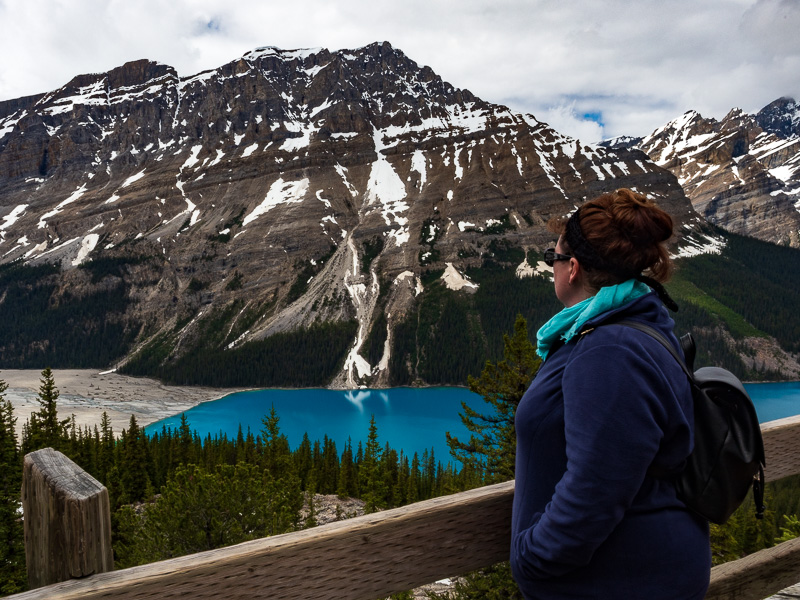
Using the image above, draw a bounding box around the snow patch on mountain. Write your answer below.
[121,170,146,188]
[181,145,203,170]
[335,164,358,198]
[243,177,310,226]
[411,150,427,189]
[441,263,478,291]
[674,224,726,258]
[72,234,100,266]
[368,129,410,244]
[0,205,27,237]
[38,185,88,229]
[341,238,382,386]
[242,143,259,158]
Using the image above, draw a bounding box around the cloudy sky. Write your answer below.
[0,0,797,142]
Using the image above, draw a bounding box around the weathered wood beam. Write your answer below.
[707,537,800,600]
[21,448,114,589]
[762,415,800,483]
[13,480,515,600]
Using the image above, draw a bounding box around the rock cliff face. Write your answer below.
[609,98,800,247]
[0,42,699,385]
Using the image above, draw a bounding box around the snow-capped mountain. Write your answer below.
[0,42,700,386]
[608,98,800,247]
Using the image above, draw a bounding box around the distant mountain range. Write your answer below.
[603,97,800,248]
[1,42,798,386]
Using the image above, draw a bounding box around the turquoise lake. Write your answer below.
[743,381,800,424]
[147,382,800,463]
[148,387,486,463]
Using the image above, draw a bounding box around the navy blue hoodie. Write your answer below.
[511,292,710,599]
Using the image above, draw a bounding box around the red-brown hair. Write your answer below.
[550,189,674,290]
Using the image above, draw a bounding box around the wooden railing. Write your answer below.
[10,414,800,600]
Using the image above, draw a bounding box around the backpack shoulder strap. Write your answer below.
[610,320,697,483]
[680,333,696,371]
[611,320,695,383]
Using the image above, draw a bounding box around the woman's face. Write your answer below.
[553,236,590,307]
[553,237,573,306]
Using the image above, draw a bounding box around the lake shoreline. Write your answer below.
[0,369,472,439]
[5,367,796,443]
[0,369,249,439]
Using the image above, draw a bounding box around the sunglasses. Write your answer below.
[543,248,572,267]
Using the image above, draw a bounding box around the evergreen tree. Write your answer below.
[359,415,387,513]
[97,412,114,485]
[22,367,69,453]
[0,380,26,594]
[407,452,420,504]
[235,425,246,464]
[304,471,318,529]
[381,443,399,507]
[119,415,151,504]
[114,463,301,567]
[441,315,538,599]
[176,413,194,466]
[395,453,410,506]
[710,519,742,565]
[319,435,339,494]
[243,428,257,465]
[338,438,356,498]
[260,406,292,481]
[776,514,800,544]
[447,314,540,484]
[739,486,777,554]
[295,433,313,490]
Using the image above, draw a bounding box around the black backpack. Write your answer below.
[609,320,766,524]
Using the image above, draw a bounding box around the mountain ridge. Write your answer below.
[603,97,800,247]
[4,42,791,386]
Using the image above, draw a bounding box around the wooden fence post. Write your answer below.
[22,448,114,589]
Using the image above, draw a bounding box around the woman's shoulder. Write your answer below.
[578,294,678,352]
[568,302,681,367]
[566,315,691,403]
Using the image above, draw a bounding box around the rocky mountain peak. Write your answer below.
[0,43,701,387]
[628,97,800,247]
[757,97,800,138]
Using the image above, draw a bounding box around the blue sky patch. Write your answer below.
[582,112,604,126]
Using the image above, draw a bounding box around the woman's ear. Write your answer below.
[568,257,581,285]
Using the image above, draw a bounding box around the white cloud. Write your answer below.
[0,0,797,142]
[537,103,604,144]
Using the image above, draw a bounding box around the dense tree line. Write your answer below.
[121,319,359,387]
[0,261,137,369]
[673,231,800,354]
[390,280,489,386]
[387,233,800,387]
[0,380,24,595]
[669,297,775,380]
[470,260,563,361]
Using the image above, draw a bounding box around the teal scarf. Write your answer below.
[536,280,651,359]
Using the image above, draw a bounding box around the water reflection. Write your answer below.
[343,390,391,412]
[344,390,372,411]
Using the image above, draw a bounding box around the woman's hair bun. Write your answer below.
[563,188,675,285]
[611,188,673,248]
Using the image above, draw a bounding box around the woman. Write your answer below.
[510,189,711,599]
